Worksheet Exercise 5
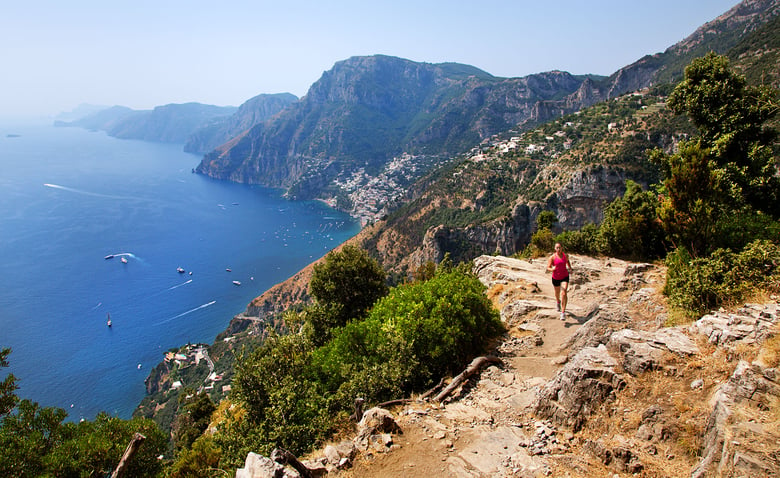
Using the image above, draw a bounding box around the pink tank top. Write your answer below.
[551,253,568,280]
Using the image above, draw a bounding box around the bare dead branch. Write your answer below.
[271,447,314,478]
[434,356,502,403]
[111,433,146,478]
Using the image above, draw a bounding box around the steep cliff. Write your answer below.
[108,102,238,143]
[183,93,298,154]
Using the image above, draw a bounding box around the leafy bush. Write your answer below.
[168,435,222,478]
[172,392,216,453]
[0,401,166,478]
[312,268,502,404]
[714,209,780,252]
[519,211,557,258]
[597,180,665,260]
[665,239,780,317]
[557,223,600,255]
[312,318,417,408]
[230,333,332,459]
[351,268,502,389]
[536,210,557,231]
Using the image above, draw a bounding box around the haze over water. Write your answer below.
[0,121,360,420]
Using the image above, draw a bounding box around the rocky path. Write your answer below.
[333,254,644,477]
[240,254,779,477]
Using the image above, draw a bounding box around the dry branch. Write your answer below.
[434,356,502,402]
[420,377,446,400]
[376,398,411,408]
[271,447,314,478]
[111,432,146,478]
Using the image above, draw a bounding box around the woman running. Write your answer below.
[547,242,572,320]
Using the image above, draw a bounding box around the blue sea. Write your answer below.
[0,120,360,421]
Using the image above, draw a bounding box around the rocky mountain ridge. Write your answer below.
[183,93,298,154]
[55,102,237,144]
[194,56,593,199]
[54,93,297,151]
[195,0,779,212]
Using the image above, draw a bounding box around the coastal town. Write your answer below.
[322,90,653,227]
[154,342,231,399]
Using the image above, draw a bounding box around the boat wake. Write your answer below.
[155,300,216,326]
[43,183,143,201]
[109,252,141,262]
[167,279,193,290]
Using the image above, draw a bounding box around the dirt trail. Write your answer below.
[334,254,644,478]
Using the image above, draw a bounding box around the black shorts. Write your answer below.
[552,276,569,287]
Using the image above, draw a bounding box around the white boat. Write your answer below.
[106,313,112,327]
[120,257,128,264]
[232,280,241,286]
[177,267,185,273]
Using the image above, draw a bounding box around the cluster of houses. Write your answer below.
[332,153,421,226]
[164,343,230,394]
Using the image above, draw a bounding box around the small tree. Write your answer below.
[654,142,726,256]
[536,210,557,231]
[308,245,388,343]
[522,211,557,258]
[598,180,665,260]
[655,53,780,256]
[666,52,780,217]
[171,392,216,453]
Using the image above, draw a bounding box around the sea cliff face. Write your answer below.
[183,93,298,154]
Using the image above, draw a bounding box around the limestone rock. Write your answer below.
[607,327,699,376]
[323,441,357,469]
[235,452,300,478]
[354,407,402,452]
[534,344,625,431]
[692,359,780,478]
[690,303,779,347]
[584,439,644,474]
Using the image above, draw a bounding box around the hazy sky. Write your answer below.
[1,0,740,118]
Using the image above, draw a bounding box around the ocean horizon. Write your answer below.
[0,120,360,421]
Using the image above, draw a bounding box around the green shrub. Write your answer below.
[557,223,600,255]
[665,239,780,317]
[168,435,222,478]
[230,333,332,458]
[597,180,665,260]
[312,268,503,403]
[521,228,555,258]
[715,209,780,252]
[362,269,503,388]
